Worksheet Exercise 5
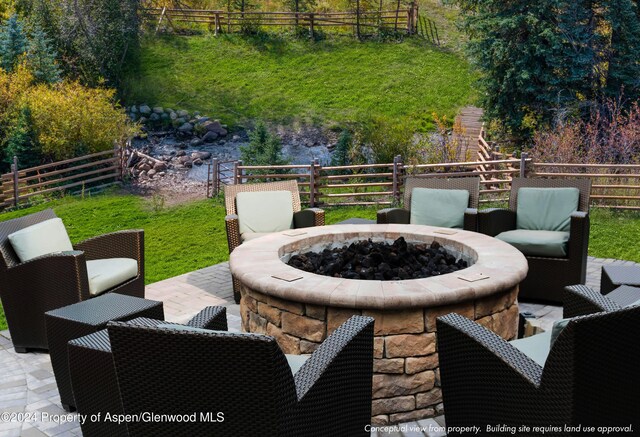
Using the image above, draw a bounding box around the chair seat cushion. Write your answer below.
[86,258,138,296]
[236,190,294,235]
[240,232,271,242]
[496,229,570,257]
[509,330,552,367]
[516,187,580,232]
[410,188,469,229]
[285,354,310,375]
[8,218,73,263]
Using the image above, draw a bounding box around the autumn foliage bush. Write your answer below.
[530,98,640,164]
[0,63,137,170]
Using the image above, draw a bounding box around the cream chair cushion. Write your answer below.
[236,190,294,236]
[86,258,138,296]
[8,218,74,263]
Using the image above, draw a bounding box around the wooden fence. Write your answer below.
[208,131,640,210]
[0,148,123,209]
[144,5,419,37]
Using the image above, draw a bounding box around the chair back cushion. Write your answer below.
[410,188,469,228]
[7,218,73,263]
[495,229,570,257]
[516,187,580,232]
[236,190,294,235]
[85,258,138,296]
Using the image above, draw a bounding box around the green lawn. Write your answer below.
[121,34,475,130]
[1,193,638,331]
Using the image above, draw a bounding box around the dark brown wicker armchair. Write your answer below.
[224,180,324,303]
[0,209,144,352]
[107,315,374,437]
[478,178,591,303]
[437,304,640,435]
[377,177,480,231]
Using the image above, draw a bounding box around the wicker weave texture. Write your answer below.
[107,315,373,436]
[224,180,302,215]
[509,177,591,213]
[0,209,146,351]
[437,306,640,435]
[68,308,225,437]
[46,294,163,410]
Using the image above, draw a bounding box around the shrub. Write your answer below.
[417,113,471,165]
[4,106,39,169]
[22,81,137,160]
[26,25,61,84]
[530,97,640,164]
[330,129,352,167]
[240,122,290,176]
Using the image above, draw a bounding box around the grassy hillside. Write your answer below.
[122,34,475,130]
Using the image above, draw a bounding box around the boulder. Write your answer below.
[178,156,191,164]
[139,105,152,115]
[129,113,138,122]
[130,105,138,113]
[172,117,186,128]
[183,160,193,168]
[176,150,187,157]
[202,131,219,143]
[177,109,189,118]
[153,107,164,114]
[177,122,193,133]
[190,138,204,147]
[138,163,152,172]
[170,111,178,120]
[160,113,170,121]
[149,113,161,122]
[192,151,211,160]
[193,158,203,166]
[153,162,168,172]
[138,117,147,124]
[202,120,227,136]
[196,116,210,124]
[165,108,174,114]
[148,169,157,177]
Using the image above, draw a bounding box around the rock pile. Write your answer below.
[126,149,213,179]
[288,237,468,280]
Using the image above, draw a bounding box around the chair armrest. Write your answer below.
[563,285,622,318]
[225,214,241,254]
[75,230,144,262]
[377,208,410,224]
[293,316,374,433]
[5,250,91,304]
[436,313,543,428]
[477,208,516,236]
[294,208,325,228]
[463,208,478,231]
[186,306,228,331]
[568,211,589,263]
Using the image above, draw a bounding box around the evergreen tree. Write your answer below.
[603,0,640,98]
[4,107,41,171]
[26,26,61,83]
[0,14,28,72]
[330,130,352,167]
[240,122,290,169]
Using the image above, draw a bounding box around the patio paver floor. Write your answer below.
[0,256,636,436]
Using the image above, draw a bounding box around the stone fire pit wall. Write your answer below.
[230,225,528,425]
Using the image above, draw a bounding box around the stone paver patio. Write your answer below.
[0,256,637,436]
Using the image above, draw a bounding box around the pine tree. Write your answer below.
[4,107,41,171]
[603,0,640,99]
[330,130,352,167]
[27,26,61,83]
[240,122,290,177]
[0,14,28,72]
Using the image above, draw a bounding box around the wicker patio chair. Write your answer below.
[437,304,640,435]
[107,315,374,437]
[224,180,325,303]
[68,306,228,437]
[377,177,480,231]
[0,209,144,352]
[478,178,591,303]
[562,284,640,318]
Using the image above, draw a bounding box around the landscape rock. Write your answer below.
[149,113,160,122]
[178,156,191,164]
[139,105,152,115]
[172,117,186,127]
[190,138,204,147]
[153,162,168,172]
[192,151,211,160]
[177,109,189,118]
[130,105,138,113]
[138,163,152,172]
[153,107,164,114]
[176,150,187,157]
[202,131,218,143]
[193,158,203,166]
[202,120,228,136]
[178,122,194,133]
[138,116,147,124]
[170,111,178,120]
[148,169,157,177]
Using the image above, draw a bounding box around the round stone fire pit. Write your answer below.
[229,224,528,425]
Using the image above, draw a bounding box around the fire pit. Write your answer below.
[229,224,528,425]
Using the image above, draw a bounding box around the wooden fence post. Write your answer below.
[212,158,219,196]
[520,152,529,178]
[392,155,399,202]
[309,160,316,207]
[309,13,314,38]
[214,12,221,35]
[235,160,243,184]
[11,156,19,207]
